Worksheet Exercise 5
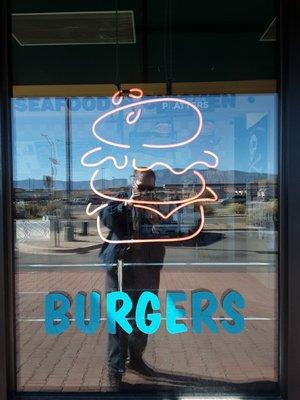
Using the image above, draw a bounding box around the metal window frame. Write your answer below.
[1,0,300,399]
[279,1,300,400]
[0,0,16,398]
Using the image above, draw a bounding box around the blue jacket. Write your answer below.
[99,199,165,267]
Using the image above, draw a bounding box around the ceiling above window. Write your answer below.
[12,11,136,46]
[10,1,277,85]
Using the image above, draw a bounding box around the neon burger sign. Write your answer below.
[81,88,219,243]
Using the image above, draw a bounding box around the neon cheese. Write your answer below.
[133,186,218,220]
[81,87,220,244]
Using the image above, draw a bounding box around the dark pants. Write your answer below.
[105,264,161,372]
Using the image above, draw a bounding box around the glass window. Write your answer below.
[12,0,278,395]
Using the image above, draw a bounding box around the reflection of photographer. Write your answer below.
[99,169,165,390]
[131,173,161,238]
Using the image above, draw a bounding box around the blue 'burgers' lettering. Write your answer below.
[44,289,245,336]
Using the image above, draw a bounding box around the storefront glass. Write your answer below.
[11,0,278,395]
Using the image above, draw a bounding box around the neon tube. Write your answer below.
[90,169,206,205]
[97,205,205,244]
[92,97,203,149]
[132,151,219,174]
[86,202,108,216]
[112,88,143,106]
[83,88,220,244]
[112,90,123,106]
[126,108,142,125]
[133,186,218,220]
[128,88,143,99]
[81,147,128,169]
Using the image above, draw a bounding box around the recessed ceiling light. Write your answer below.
[12,11,136,46]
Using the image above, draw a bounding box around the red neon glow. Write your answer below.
[112,88,143,106]
[96,205,205,244]
[128,88,143,99]
[133,186,218,220]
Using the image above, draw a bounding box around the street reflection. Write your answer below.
[13,93,278,392]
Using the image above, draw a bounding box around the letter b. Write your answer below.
[44,292,71,335]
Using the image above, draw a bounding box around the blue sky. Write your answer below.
[12,94,278,183]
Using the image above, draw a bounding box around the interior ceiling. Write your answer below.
[12,11,136,46]
[11,0,277,86]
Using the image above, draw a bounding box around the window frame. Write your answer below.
[0,0,299,399]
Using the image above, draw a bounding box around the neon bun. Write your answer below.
[92,95,203,149]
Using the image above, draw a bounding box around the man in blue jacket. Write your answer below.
[99,169,165,390]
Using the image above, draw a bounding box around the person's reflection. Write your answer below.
[99,169,165,390]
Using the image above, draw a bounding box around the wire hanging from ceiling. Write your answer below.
[164,0,173,95]
[114,0,130,97]
[114,0,121,91]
